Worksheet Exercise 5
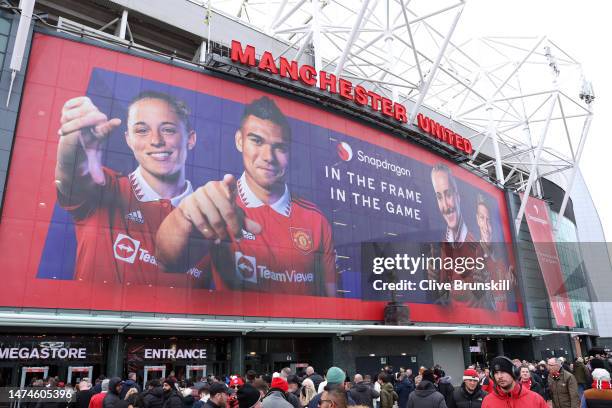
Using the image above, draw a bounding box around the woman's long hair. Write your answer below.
[300,378,316,407]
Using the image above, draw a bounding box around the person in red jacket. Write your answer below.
[89,379,110,408]
[482,356,547,408]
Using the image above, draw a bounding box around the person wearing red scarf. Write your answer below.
[482,356,547,408]
[519,366,545,399]
[581,368,612,407]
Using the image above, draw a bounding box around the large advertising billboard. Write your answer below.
[523,195,575,327]
[0,33,523,326]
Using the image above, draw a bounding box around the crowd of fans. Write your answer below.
[24,353,612,408]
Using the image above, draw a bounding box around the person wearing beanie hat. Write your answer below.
[262,377,293,408]
[164,377,177,390]
[446,368,487,408]
[162,377,183,408]
[270,377,301,408]
[238,384,261,408]
[308,368,355,408]
[581,368,612,408]
[326,368,346,386]
[230,376,246,389]
[481,356,547,408]
[316,367,346,395]
[270,378,289,393]
[228,376,246,408]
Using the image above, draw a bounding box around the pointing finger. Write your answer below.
[205,181,241,238]
[221,173,237,200]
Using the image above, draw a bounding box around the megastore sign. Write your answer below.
[0,347,87,360]
[230,40,473,155]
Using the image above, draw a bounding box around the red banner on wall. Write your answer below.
[523,195,575,327]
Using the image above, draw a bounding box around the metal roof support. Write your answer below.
[310,0,323,80]
[268,0,289,32]
[408,5,464,125]
[115,9,128,40]
[334,0,371,76]
[487,103,505,184]
[271,0,307,32]
[514,93,557,233]
[400,1,423,85]
[555,106,593,229]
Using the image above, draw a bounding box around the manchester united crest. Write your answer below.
[290,227,313,253]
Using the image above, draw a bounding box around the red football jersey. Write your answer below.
[207,174,337,296]
[58,166,203,286]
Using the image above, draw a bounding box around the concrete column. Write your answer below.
[585,336,593,352]
[461,337,472,367]
[231,336,245,375]
[107,333,125,378]
[496,339,504,356]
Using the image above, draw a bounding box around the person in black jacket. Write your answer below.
[204,383,229,408]
[348,374,380,408]
[75,381,94,408]
[305,368,324,392]
[433,369,454,404]
[518,366,545,400]
[407,371,446,408]
[447,369,486,408]
[103,378,124,408]
[121,373,143,399]
[394,373,414,408]
[162,378,184,408]
[143,380,165,408]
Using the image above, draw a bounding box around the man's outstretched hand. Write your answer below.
[178,174,262,242]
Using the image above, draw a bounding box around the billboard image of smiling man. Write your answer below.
[156,96,337,296]
[431,163,474,244]
[476,194,516,305]
[55,91,196,284]
[427,163,491,308]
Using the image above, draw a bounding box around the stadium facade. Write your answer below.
[0,0,609,388]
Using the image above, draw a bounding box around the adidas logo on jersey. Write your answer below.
[241,229,256,240]
[125,210,144,224]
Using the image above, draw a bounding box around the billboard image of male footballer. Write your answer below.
[0,33,523,325]
[156,96,337,297]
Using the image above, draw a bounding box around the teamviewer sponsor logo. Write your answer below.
[235,252,257,283]
[113,234,140,264]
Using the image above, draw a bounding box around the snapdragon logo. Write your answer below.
[357,150,412,177]
[337,142,353,161]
